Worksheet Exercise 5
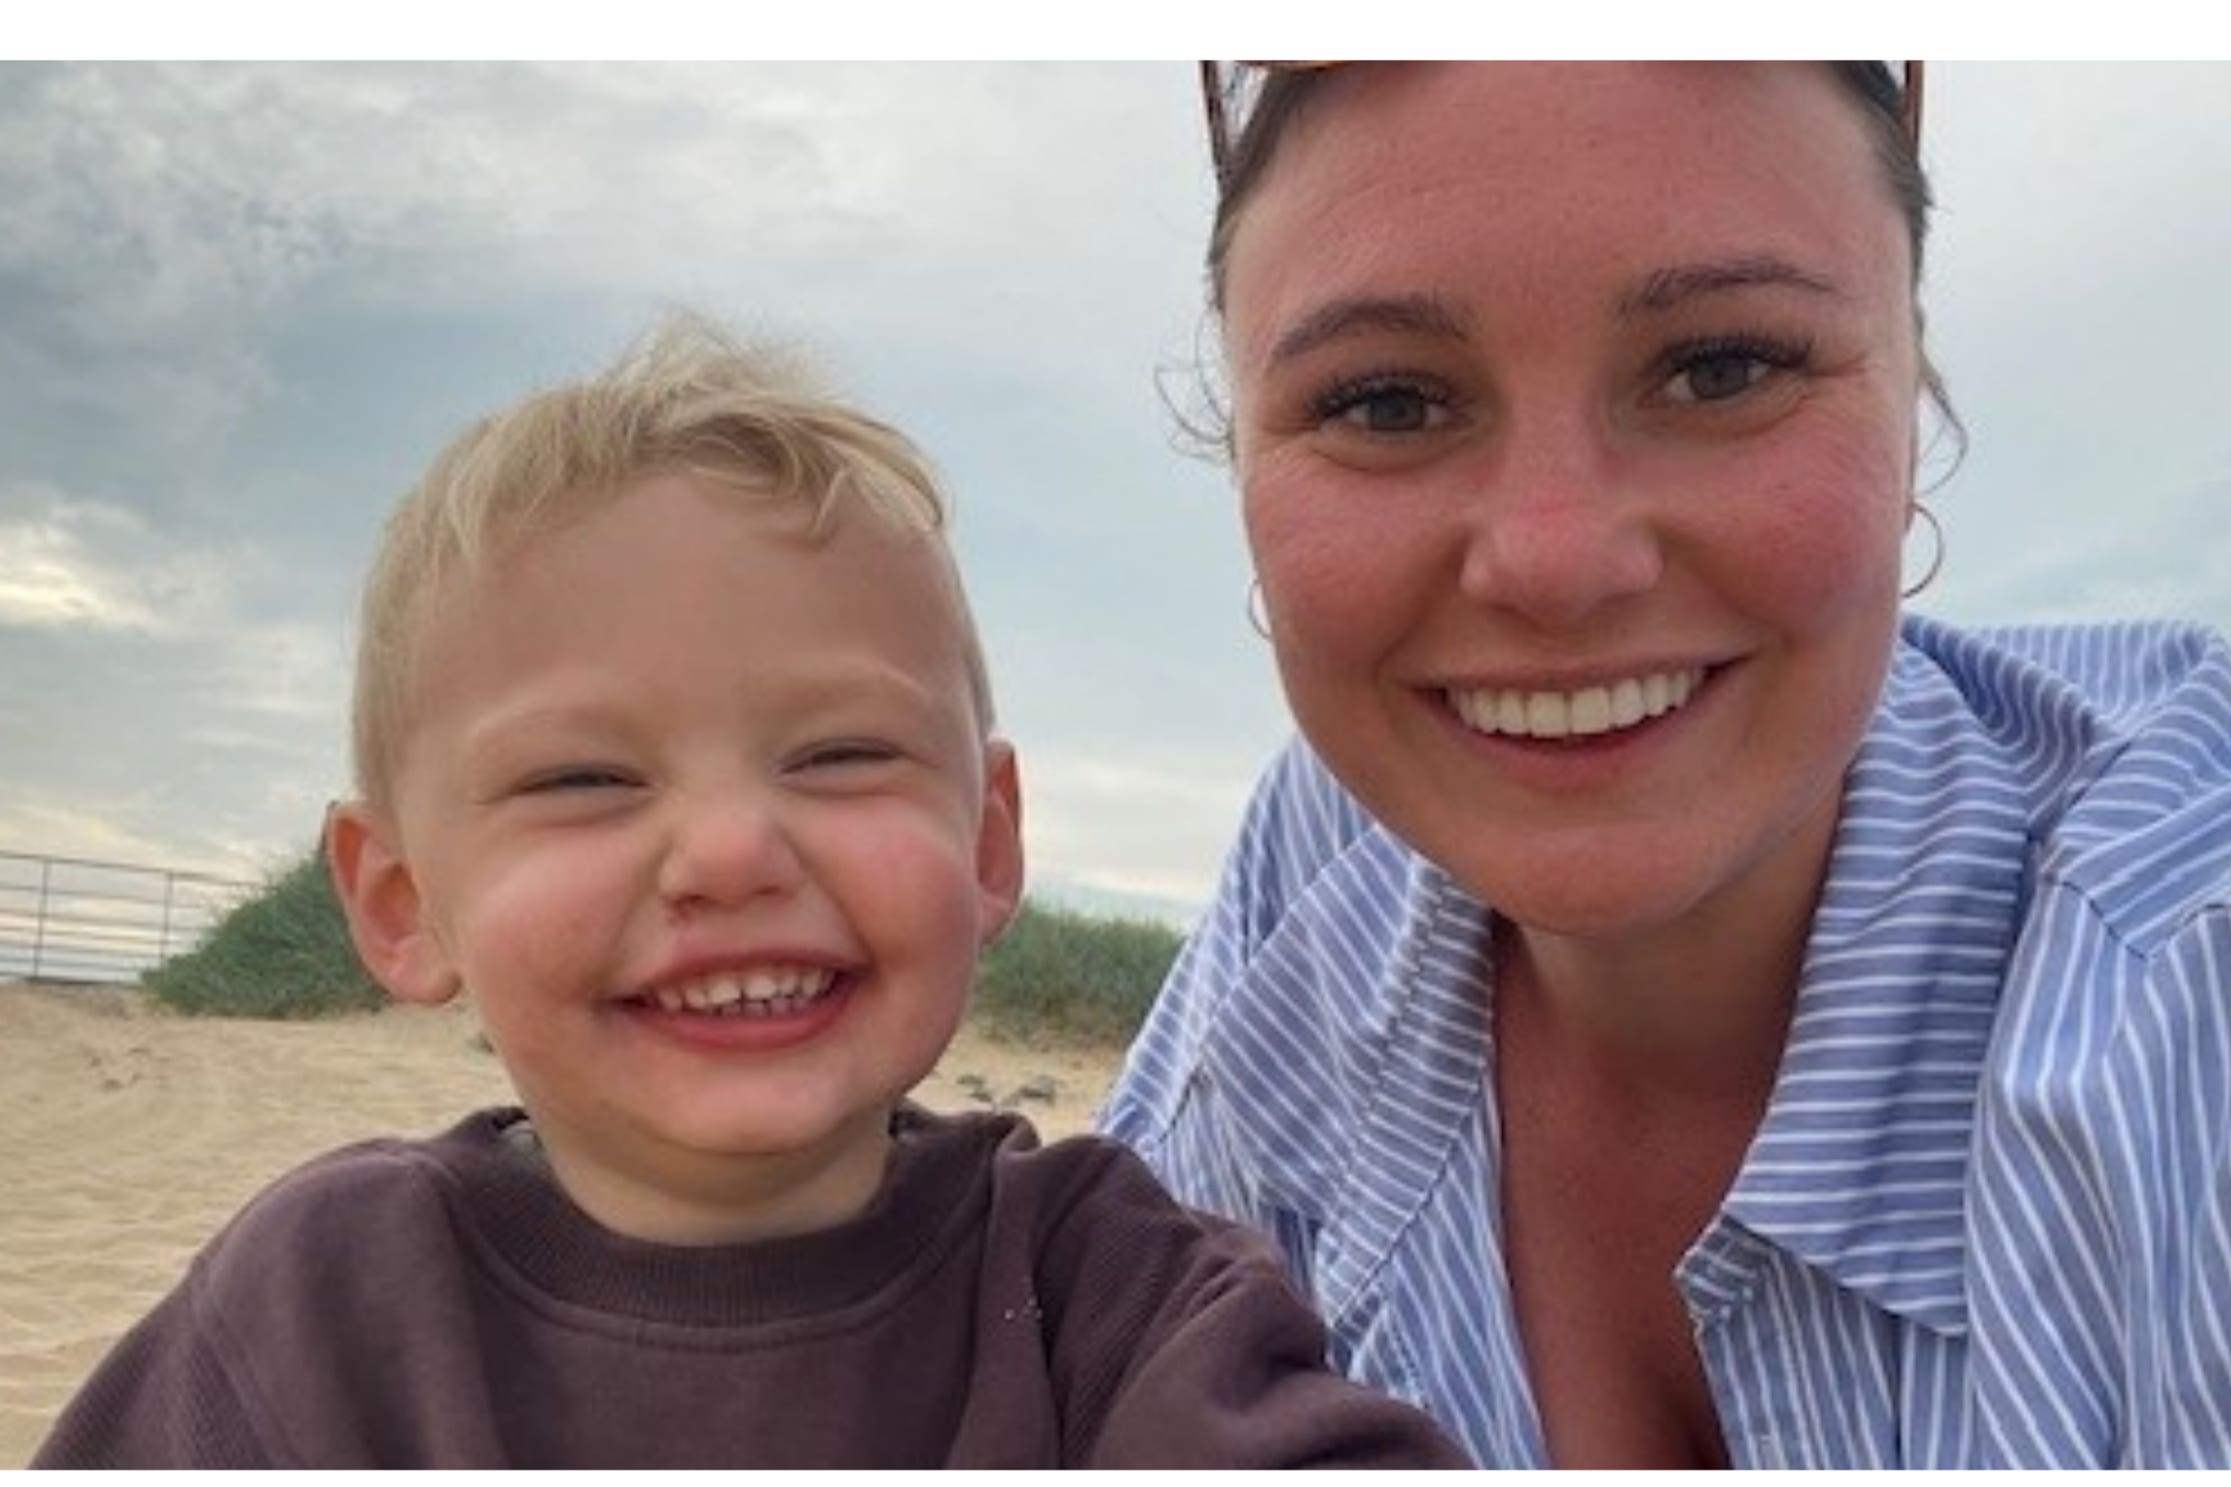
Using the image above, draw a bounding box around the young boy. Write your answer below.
[33,321,1467,1468]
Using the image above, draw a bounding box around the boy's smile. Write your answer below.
[332,473,1023,1244]
[619,957,852,1051]
[631,962,840,1019]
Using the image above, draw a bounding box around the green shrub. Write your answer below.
[971,899,1183,1048]
[142,848,386,1018]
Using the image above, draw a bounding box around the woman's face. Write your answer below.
[1223,63,1921,939]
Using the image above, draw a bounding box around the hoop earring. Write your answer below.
[1246,577,1272,640]
[1902,502,1944,600]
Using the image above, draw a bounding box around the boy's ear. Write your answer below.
[974,739,1026,946]
[323,802,462,1007]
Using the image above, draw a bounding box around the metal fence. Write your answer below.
[0,850,257,984]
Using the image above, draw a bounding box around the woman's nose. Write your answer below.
[656,792,805,914]
[1455,424,1662,629]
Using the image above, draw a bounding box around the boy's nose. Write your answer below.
[656,795,805,914]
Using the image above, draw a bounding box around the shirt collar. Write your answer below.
[1722,625,2037,1336]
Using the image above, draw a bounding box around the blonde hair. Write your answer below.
[351,314,994,808]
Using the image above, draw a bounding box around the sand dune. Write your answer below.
[0,981,1118,1467]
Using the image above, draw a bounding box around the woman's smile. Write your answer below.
[1441,664,1708,742]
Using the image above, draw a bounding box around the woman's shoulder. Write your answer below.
[1103,740,1490,1228]
[1230,737,1406,905]
[1891,616,2231,934]
[1915,616,2231,1076]
[1195,735,1466,962]
[1135,736,1469,1024]
[1897,613,2231,749]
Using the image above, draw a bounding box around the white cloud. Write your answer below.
[1021,753,1260,909]
[0,61,1213,506]
[201,619,351,727]
[0,481,351,877]
[0,495,231,637]
[0,798,250,881]
[1928,476,2231,635]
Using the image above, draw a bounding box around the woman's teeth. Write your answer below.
[1448,666,1706,741]
[641,967,837,1019]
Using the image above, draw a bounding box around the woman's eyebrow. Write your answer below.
[1270,292,1470,364]
[1618,256,1842,317]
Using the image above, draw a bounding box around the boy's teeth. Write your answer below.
[1450,666,1705,741]
[641,967,838,1017]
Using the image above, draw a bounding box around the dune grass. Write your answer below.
[142,848,1182,1045]
[141,851,386,1018]
[970,898,1183,1048]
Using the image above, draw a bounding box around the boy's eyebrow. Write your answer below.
[455,701,621,766]
[1617,256,1842,316]
[457,662,953,756]
[765,660,947,718]
[1268,292,1470,364]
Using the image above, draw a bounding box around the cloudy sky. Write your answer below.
[4,60,2231,922]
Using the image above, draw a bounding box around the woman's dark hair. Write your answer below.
[1200,62,1960,453]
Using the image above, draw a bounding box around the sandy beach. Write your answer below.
[0,979,1121,1466]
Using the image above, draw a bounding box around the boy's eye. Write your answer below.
[793,740,899,772]
[518,765,637,795]
[1312,374,1452,435]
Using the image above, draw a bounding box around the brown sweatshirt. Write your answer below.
[33,1104,1468,1468]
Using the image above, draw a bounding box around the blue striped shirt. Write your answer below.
[1101,615,2231,1467]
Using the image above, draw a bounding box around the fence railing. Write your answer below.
[0,849,257,985]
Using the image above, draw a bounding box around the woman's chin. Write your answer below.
[1436,841,1726,945]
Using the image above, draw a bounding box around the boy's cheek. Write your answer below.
[445,857,623,989]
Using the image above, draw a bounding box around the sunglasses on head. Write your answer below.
[1198,61,1926,193]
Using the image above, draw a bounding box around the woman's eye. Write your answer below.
[1657,337,1811,406]
[1668,352,1768,403]
[1313,375,1451,435]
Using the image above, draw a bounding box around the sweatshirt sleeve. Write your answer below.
[30,1276,273,1468]
[1038,1142,1469,1468]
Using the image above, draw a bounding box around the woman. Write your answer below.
[1101,63,2231,1468]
